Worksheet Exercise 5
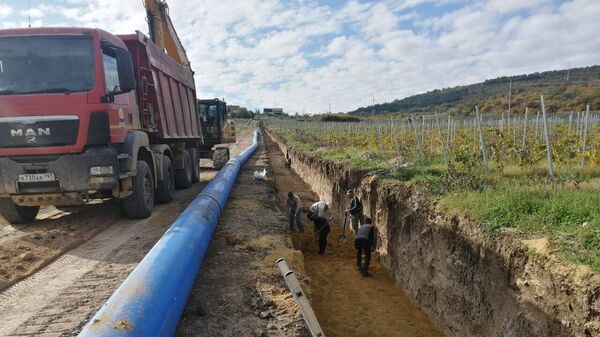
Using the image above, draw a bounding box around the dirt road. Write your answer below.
[264,132,445,337]
[176,130,308,337]
[0,125,255,337]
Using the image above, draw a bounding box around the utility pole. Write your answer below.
[328,103,331,114]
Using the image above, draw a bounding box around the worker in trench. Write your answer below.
[355,217,376,277]
[307,201,331,255]
[345,189,363,235]
[287,191,304,232]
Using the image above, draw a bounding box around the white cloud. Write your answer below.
[0,0,598,114]
[20,8,44,19]
[0,4,13,17]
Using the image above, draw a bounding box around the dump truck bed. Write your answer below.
[119,31,201,141]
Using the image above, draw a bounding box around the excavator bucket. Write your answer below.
[221,120,237,144]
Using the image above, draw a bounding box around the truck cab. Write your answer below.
[0,28,201,223]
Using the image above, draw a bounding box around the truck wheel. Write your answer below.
[187,148,200,183]
[175,150,193,189]
[155,156,175,204]
[213,147,229,169]
[123,161,154,218]
[0,198,39,224]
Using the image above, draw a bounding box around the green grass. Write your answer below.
[440,180,600,272]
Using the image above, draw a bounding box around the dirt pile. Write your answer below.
[265,128,600,337]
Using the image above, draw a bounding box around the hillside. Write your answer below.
[350,66,600,116]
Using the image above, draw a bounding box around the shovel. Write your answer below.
[338,214,348,242]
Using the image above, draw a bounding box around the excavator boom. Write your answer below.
[144,0,191,70]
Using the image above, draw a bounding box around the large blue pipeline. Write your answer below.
[79,130,260,337]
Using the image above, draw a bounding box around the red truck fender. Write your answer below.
[118,131,155,185]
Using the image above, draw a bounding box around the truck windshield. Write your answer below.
[0,35,94,95]
[198,103,220,139]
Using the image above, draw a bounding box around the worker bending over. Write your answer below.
[307,201,330,255]
[286,191,304,232]
[355,217,376,277]
[345,189,363,235]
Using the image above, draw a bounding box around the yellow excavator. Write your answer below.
[144,0,236,168]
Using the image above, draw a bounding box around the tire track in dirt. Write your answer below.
[0,125,256,337]
[0,180,209,337]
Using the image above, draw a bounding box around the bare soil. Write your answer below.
[176,130,309,337]
[264,131,444,337]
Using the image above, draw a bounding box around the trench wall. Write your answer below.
[265,128,600,337]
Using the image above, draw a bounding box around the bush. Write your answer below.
[320,115,361,122]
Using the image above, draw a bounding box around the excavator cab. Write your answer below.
[197,98,236,169]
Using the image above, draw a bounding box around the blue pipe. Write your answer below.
[79,130,260,337]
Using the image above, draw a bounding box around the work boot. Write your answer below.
[361,268,371,277]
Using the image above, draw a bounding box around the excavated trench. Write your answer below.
[265,132,444,337]
[263,128,600,337]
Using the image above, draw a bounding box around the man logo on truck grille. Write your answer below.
[10,128,51,137]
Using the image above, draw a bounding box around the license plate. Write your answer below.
[18,173,56,183]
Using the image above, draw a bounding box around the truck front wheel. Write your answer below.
[123,161,154,218]
[0,198,39,224]
[175,150,193,189]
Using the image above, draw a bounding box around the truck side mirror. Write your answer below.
[115,48,135,93]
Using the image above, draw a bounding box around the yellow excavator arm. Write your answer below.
[144,0,191,70]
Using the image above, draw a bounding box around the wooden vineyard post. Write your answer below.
[446,115,452,154]
[581,104,590,165]
[377,122,383,152]
[435,112,448,163]
[540,95,555,180]
[576,110,581,138]
[568,111,573,136]
[475,106,489,171]
[522,107,528,149]
[411,115,425,162]
[534,111,540,140]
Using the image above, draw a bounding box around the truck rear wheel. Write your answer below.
[155,156,175,204]
[175,150,193,189]
[0,198,39,224]
[187,148,200,183]
[213,147,230,169]
[123,161,154,218]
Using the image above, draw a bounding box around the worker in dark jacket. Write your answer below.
[307,201,330,255]
[286,191,303,232]
[345,189,362,235]
[355,217,376,277]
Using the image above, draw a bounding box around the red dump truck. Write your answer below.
[0,28,204,223]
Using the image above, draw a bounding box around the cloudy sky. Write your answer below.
[0,0,598,113]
